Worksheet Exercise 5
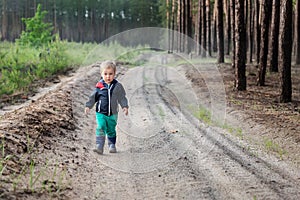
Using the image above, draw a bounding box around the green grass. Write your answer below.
[220,123,244,139]
[189,105,212,125]
[0,41,100,96]
[157,105,166,120]
[264,138,287,159]
[81,42,150,67]
[5,156,67,195]
[0,135,69,195]
[0,139,12,177]
[0,41,70,95]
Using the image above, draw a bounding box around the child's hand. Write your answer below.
[85,107,90,115]
[123,107,128,116]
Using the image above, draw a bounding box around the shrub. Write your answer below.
[17,4,53,48]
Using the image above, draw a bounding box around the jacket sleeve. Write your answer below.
[116,83,129,108]
[85,90,97,109]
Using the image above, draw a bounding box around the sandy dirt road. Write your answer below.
[1,56,300,200]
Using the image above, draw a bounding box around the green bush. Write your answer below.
[17,4,53,48]
[0,4,72,97]
[0,41,71,96]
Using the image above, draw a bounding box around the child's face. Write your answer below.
[101,67,115,84]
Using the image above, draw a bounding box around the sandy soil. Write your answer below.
[0,53,299,199]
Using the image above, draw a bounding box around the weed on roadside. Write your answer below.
[264,138,287,159]
[0,137,70,198]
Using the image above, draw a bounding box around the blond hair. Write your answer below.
[100,60,116,74]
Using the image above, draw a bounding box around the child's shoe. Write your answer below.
[94,136,105,155]
[109,144,117,153]
[93,145,104,154]
[107,136,117,153]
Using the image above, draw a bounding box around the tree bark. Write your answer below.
[295,0,300,64]
[268,0,280,72]
[171,0,176,53]
[279,0,293,103]
[182,0,186,53]
[217,0,224,63]
[206,0,212,56]
[1,0,8,41]
[235,0,247,91]
[255,0,260,64]
[248,0,254,63]
[230,0,236,68]
[167,0,171,52]
[225,0,231,55]
[177,0,183,52]
[185,0,192,54]
[212,2,217,52]
[257,0,272,86]
[196,0,202,55]
[202,0,207,57]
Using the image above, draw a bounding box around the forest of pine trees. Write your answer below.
[0,0,299,102]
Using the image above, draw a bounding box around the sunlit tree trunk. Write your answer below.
[196,0,202,55]
[177,0,183,52]
[202,0,207,57]
[185,0,192,54]
[295,0,300,64]
[206,0,212,56]
[230,0,236,68]
[167,0,171,52]
[171,0,176,53]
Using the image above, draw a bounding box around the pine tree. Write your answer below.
[17,4,54,47]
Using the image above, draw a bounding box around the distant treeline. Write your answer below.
[0,0,162,43]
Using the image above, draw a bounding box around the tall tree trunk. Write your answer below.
[225,0,231,55]
[248,0,254,63]
[295,0,300,64]
[206,0,212,56]
[167,0,171,52]
[279,0,293,103]
[230,0,236,68]
[212,2,217,52]
[185,0,192,54]
[1,0,8,41]
[202,0,207,57]
[217,0,224,63]
[182,0,186,53]
[245,0,248,63]
[171,0,176,53]
[257,0,272,86]
[268,0,280,72]
[196,0,202,55]
[255,0,260,63]
[212,14,218,52]
[53,0,57,34]
[235,0,247,91]
[177,0,183,52]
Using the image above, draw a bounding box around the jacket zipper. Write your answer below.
[98,100,101,112]
[108,84,113,116]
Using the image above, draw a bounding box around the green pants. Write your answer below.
[95,112,117,137]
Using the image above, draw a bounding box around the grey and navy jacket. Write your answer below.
[85,79,128,116]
